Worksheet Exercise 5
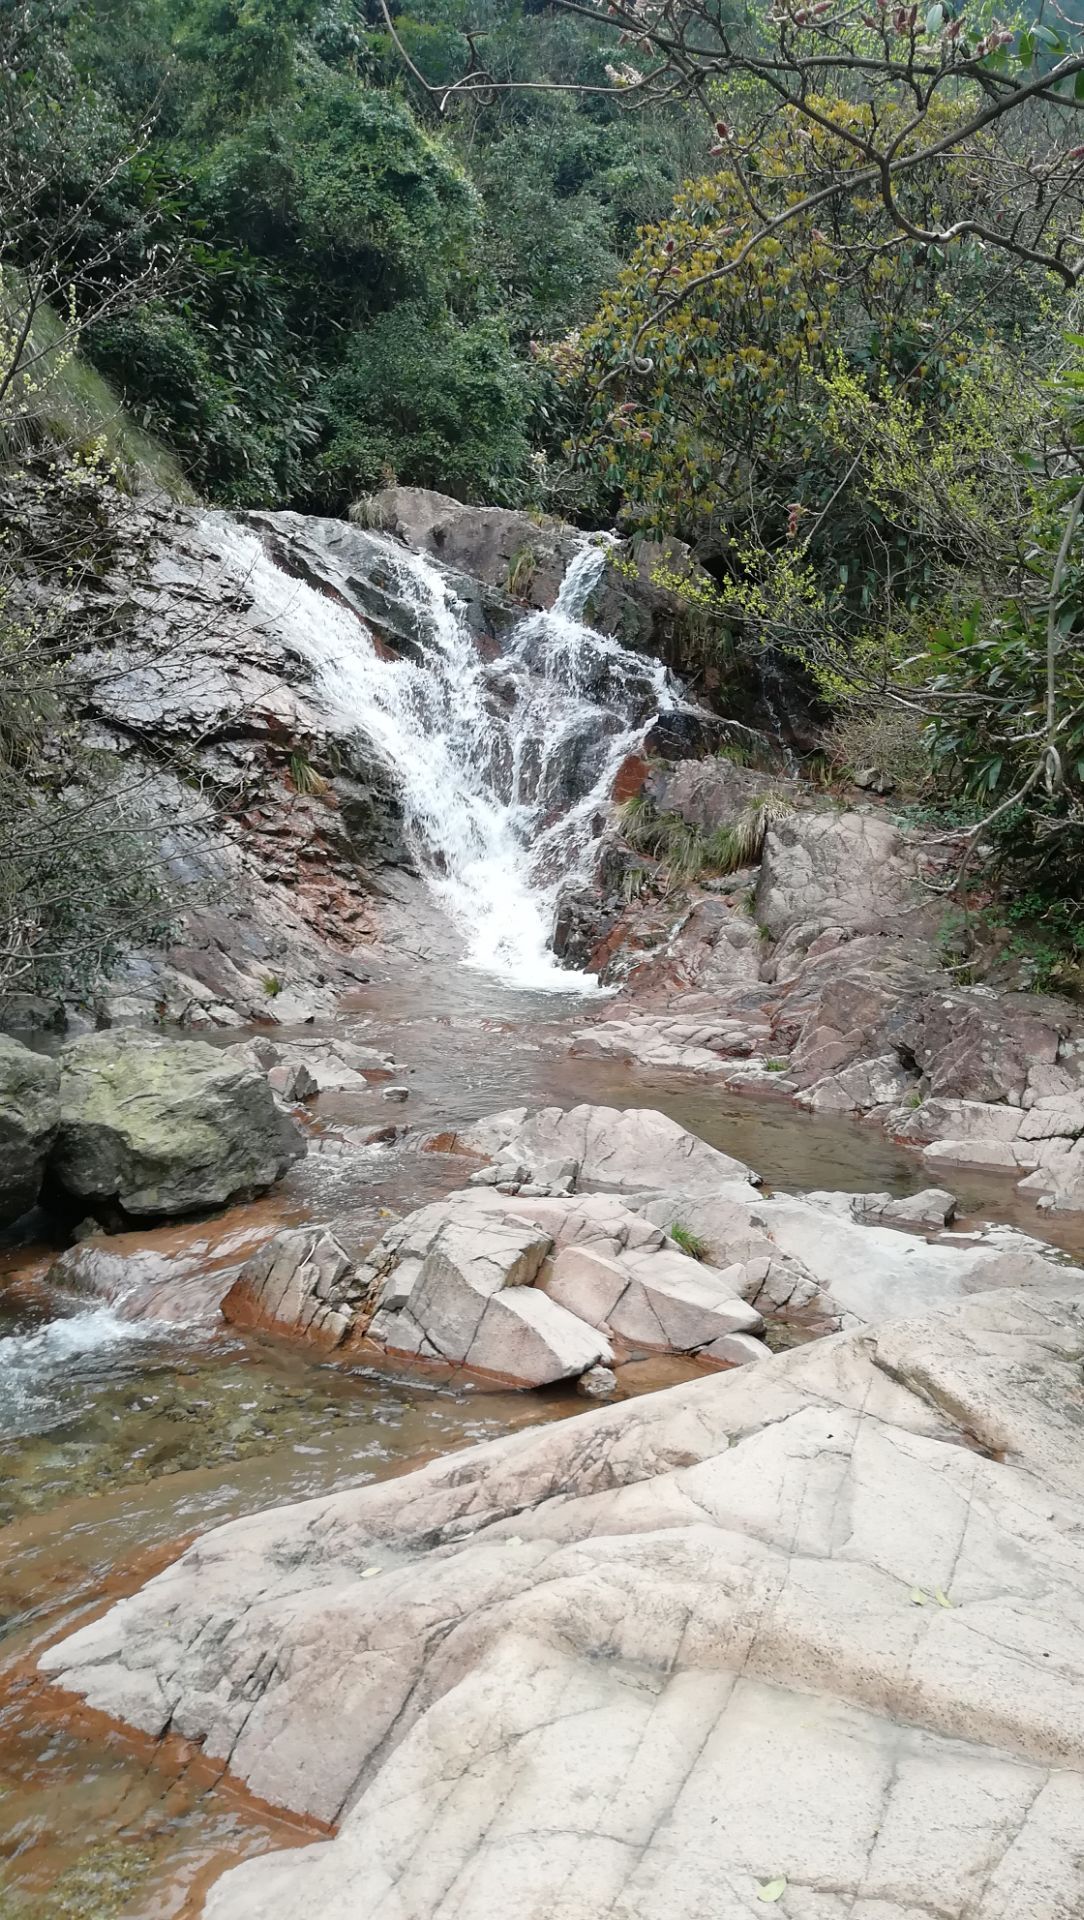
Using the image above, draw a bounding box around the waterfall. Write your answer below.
[208,518,680,993]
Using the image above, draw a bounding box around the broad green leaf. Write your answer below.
[935,1588,954,1608]
[910,1588,929,1605]
[757,1878,788,1903]
[926,3,944,31]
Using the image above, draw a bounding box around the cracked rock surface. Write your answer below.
[41,1286,1084,1919]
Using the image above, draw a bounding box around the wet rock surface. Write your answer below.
[0,1035,60,1224]
[41,1286,1084,1920]
[221,1227,363,1345]
[573,776,1084,1218]
[48,1031,305,1221]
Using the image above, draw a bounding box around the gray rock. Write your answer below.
[361,486,575,609]
[755,809,921,943]
[266,1060,319,1102]
[851,1188,958,1231]
[895,990,1065,1106]
[41,1289,1084,1920]
[382,1085,410,1102]
[49,1031,305,1220]
[0,1035,60,1224]
[362,1199,608,1386]
[221,1228,360,1345]
[645,757,797,833]
[578,1363,618,1397]
[457,1102,754,1196]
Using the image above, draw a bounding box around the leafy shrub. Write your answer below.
[316,303,532,508]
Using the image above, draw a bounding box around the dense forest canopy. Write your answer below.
[1,0,703,510]
[5,0,1084,991]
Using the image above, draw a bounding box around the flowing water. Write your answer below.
[3,526,1080,1918]
[214,520,677,991]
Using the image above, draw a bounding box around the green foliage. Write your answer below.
[569,103,1051,700]
[506,545,537,599]
[0,562,178,1004]
[9,0,697,510]
[289,748,326,795]
[316,303,531,506]
[619,790,792,887]
[668,1222,709,1261]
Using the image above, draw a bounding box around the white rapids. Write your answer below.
[0,1305,158,1440]
[210,522,681,993]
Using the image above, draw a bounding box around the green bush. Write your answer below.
[317,303,532,507]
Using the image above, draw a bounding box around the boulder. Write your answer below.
[454,1103,755,1196]
[41,1289,1084,1920]
[221,1228,361,1345]
[228,1035,390,1093]
[359,1186,766,1374]
[851,1188,958,1231]
[361,486,576,606]
[796,1052,915,1114]
[266,1060,319,1102]
[644,757,797,833]
[542,1240,763,1353]
[362,1198,609,1385]
[49,1031,305,1220]
[895,990,1065,1106]
[755,809,921,943]
[0,1035,60,1225]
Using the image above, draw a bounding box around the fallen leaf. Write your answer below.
[910,1588,928,1605]
[361,1566,381,1579]
[757,1877,787,1903]
[935,1588,953,1608]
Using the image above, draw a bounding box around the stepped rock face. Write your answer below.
[50,1031,305,1220]
[0,1035,60,1224]
[221,1227,362,1344]
[455,1101,755,1196]
[41,1288,1084,1919]
[359,1183,765,1379]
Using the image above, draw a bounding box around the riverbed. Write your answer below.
[2,954,1079,1919]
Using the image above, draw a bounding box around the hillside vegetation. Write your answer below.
[6,0,1084,994]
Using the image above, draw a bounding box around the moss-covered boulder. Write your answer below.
[0,1035,60,1225]
[49,1032,305,1221]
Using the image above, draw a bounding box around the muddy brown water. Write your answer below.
[3,961,1081,1917]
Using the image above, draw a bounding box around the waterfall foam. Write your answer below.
[0,1306,159,1440]
[210,518,681,993]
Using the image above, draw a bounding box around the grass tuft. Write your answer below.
[619,790,794,888]
[669,1221,710,1261]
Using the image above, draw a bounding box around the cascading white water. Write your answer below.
[211,520,680,992]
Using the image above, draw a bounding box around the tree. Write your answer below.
[0,4,187,1007]
[0,1,181,445]
[393,0,1084,287]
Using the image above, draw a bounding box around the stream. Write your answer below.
[2,525,1080,1919]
